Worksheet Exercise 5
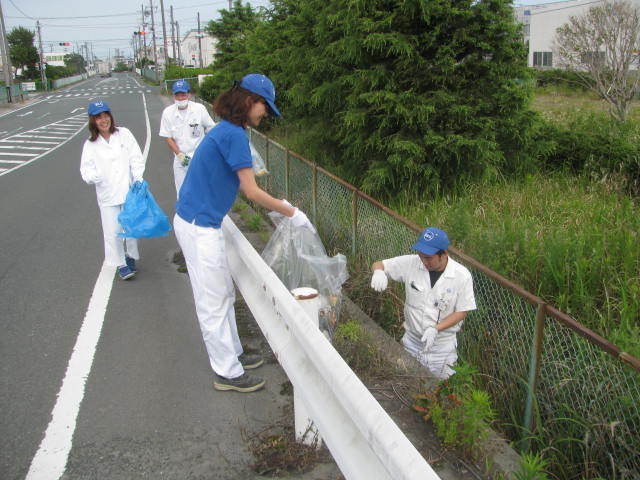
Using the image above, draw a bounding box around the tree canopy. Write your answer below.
[205,0,538,197]
[7,27,39,79]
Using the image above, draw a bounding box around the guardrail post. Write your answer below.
[521,302,546,451]
[291,287,322,449]
[351,190,358,258]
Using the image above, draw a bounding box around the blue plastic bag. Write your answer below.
[118,181,171,238]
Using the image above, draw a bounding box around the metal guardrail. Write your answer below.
[222,215,439,480]
[248,128,640,479]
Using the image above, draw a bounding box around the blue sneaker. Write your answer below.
[118,265,136,280]
[125,256,137,272]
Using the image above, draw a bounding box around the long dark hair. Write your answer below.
[213,85,264,126]
[88,111,118,141]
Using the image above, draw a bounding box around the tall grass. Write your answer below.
[391,173,640,357]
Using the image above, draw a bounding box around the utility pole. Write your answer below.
[197,11,203,68]
[160,0,168,65]
[170,5,175,60]
[228,0,232,9]
[36,21,47,90]
[141,4,147,66]
[0,0,13,97]
[150,0,158,78]
[175,21,181,66]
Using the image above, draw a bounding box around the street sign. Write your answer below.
[22,82,36,91]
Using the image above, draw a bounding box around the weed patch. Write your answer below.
[412,362,495,460]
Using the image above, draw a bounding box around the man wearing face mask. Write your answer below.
[159,79,216,195]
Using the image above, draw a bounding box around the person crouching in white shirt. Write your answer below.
[80,101,146,280]
[370,227,476,379]
[159,79,215,196]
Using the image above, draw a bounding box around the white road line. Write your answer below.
[17,111,33,117]
[23,89,153,480]
[0,145,49,150]
[24,263,116,480]
[0,159,26,164]
[0,140,58,144]
[38,113,51,119]
[15,135,68,140]
[0,152,38,156]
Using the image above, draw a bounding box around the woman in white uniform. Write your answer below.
[80,101,146,280]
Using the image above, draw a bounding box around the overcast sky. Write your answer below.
[3,0,569,61]
[3,0,272,60]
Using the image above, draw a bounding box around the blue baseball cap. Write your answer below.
[239,73,281,117]
[172,79,190,94]
[412,227,449,255]
[87,101,110,116]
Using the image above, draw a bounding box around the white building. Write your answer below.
[180,29,217,67]
[514,0,640,68]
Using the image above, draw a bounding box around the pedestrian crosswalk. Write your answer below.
[44,88,152,99]
[0,114,86,175]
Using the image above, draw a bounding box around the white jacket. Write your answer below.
[383,255,476,342]
[159,101,215,159]
[80,127,145,207]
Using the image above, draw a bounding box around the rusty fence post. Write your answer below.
[351,190,358,258]
[312,163,318,225]
[521,302,547,451]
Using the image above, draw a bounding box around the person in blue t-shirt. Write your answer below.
[174,74,314,393]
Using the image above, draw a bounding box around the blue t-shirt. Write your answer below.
[176,120,253,228]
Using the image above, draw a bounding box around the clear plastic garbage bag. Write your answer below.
[250,141,269,177]
[262,212,348,339]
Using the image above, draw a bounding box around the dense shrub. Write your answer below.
[536,114,640,194]
[534,68,588,91]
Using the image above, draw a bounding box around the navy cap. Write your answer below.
[411,227,449,255]
[239,73,281,117]
[172,79,190,94]
[87,101,110,116]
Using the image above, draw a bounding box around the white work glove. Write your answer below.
[421,326,438,354]
[177,152,190,166]
[370,269,388,292]
[290,208,317,234]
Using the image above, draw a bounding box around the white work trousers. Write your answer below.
[173,159,188,197]
[402,330,457,380]
[173,214,244,379]
[99,204,139,267]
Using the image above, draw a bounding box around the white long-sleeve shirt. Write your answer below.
[80,126,146,207]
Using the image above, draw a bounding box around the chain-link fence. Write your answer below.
[248,128,640,480]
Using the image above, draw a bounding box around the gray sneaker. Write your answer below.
[213,373,265,392]
[238,352,264,370]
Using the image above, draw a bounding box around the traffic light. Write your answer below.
[133,31,146,35]
[58,42,71,46]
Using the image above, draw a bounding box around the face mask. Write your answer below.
[175,99,189,109]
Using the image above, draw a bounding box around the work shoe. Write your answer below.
[213,373,265,393]
[117,265,136,280]
[238,352,264,370]
[125,256,137,272]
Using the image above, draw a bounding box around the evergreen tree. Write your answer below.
[215,0,538,196]
[204,0,265,92]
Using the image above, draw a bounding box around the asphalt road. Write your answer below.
[0,73,334,480]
